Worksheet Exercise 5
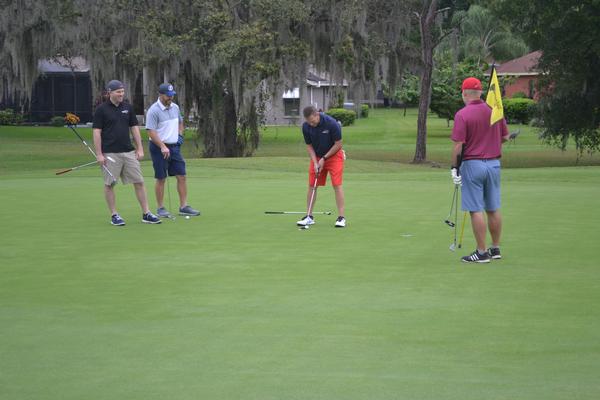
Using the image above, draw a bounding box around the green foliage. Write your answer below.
[385,73,420,106]
[50,116,65,127]
[496,0,600,153]
[430,57,486,121]
[0,109,23,125]
[511,91,527,99]
[503,98,536,124]
[360,104,369,118]
[326,108,356,126]
[452,5,529,64]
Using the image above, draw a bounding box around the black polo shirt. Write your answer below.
[302,113,342,157]
[92,100,138,153]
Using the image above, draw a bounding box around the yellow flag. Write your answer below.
[486,68,504,125]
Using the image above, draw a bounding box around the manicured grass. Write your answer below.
[1,111,599,399]
[256,108,600,167]
[2,108,599,176]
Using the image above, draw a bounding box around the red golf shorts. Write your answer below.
[309,150,345,187]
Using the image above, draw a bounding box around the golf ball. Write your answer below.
[185,216,190,220]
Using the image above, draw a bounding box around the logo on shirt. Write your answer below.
[322,130,329,134]
[121,110,129,114]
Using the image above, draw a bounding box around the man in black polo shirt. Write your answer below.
[92,80,161,226]
[297,106,346,228]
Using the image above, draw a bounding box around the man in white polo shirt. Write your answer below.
[146,83,200,218]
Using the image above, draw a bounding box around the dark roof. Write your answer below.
[38,57,90,73]
[307,71,326,82]
[306,71,347,87]
[486,51,542,76]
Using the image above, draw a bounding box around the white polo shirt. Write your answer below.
[145,99,183,144]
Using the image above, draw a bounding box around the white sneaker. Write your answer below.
[297,215,315,226]
[335,216,346,228]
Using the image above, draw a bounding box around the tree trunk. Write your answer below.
[198,67,243,158]
[413,0,438,164]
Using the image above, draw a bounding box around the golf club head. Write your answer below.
[444,219,455,227]
[299,225,309,230]
[449,243,456,252]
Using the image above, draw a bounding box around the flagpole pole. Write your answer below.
[488,60,496,91]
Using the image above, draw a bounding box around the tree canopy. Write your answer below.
[0,0,418,157]
[494,0,600,153]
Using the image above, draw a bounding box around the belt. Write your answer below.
[151,141,178,147]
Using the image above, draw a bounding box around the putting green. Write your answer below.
[1,157,599,399]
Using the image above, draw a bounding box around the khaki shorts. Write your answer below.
[102,151,144,186]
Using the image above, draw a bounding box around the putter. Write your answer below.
[299,174,319,230]
[444,185,458,228]
[55,156,115,175]
[266,211,332,215]
[449,184,459,252]
[458,211,467,249]
[68,125,117,184]
[163,163,176,221]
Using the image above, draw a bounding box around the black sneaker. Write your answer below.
[461,250,491,263]
[488,247,502,259]
[142,212,162,224]
[111,213,125,226]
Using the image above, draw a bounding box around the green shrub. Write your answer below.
[326,108,356,126]
[511,91,527,99]
[50,116,65,127]
[503,98,536,124]
[360,104,369,118]
[0,108,23,125]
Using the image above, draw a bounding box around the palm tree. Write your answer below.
[458,5,528,65]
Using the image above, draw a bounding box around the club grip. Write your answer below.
[55,168,72,175]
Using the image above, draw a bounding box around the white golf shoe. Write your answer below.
[334,216,346,228]
[297,215,315,226]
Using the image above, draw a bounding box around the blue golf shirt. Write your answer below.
[302,113,342,157]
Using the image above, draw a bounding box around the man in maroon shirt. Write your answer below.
[451,77,510,263]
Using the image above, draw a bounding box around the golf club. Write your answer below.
[55,156,115,175]
[449,184,459,252]
[265,211,332,215]
[162,162,176,221]
[444,185,458,228]
[67,125,117,184]
[299,174,319,230]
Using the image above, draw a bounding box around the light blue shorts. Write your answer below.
[460,159,501,212]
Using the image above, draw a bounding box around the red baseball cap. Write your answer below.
[462,77,482,91]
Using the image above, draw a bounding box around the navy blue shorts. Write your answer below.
[149,141,186,179]
[461,159,501,212]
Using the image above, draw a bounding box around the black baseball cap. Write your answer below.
[107,80,125,91]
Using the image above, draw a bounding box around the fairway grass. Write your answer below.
[1,157,599,399]
[1,110,599,399]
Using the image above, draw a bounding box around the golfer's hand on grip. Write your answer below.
[451,167,462,185]
[317,157,325,172]
[136,149,144,160]
[313,160,320,173]
[96,154,106,166]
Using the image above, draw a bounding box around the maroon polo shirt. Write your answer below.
[451,100,509,160]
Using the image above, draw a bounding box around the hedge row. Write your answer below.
[503,98,536,124]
